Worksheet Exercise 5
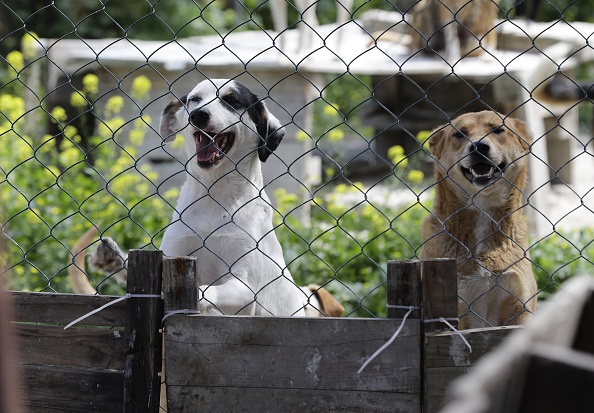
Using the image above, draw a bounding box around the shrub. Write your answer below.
[0,48,177,293]
[274,183,429,318]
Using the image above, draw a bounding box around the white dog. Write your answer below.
[90,79,306,317]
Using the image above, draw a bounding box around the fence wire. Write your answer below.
[1,0,593,326]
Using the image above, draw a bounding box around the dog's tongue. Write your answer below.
[196,133,218,162]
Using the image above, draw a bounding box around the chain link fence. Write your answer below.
[1,0,594,322]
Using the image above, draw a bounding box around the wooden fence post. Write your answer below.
[421,258,458,332]
[161,256,198,411]
[162,256,198,313]
[387,260,422,319]
[421,258,458,412]
[124,249,164,413]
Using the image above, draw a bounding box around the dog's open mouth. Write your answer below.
[462,162,506,186]
[194,130,235,168]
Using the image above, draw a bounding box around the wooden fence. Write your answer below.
[160,255,516,412]
[10,251,532,412]
[10,250,164,413]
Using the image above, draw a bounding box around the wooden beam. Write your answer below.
[162,256,198,313]
[424,326,520,412]
[165,316,421,412]
[421,258,458,332]
[123,249,163,413]
[387,259,422,319]
[21,365,123,413]
[10,291,126,326]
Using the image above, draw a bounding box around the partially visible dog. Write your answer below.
[69,228,344,317]
[420,111,537,329]
[408,0,499,62]
[69,79,344,318]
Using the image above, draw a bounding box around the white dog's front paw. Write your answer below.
[89,237,128,282]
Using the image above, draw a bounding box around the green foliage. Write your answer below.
[0,50,177,293]
[530,228,594,299]
[274,184,429,317]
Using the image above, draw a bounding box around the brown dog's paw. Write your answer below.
[89,237,127,275]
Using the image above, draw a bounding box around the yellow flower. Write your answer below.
[328,129,344,141]
[82,74,99,95]
[130,75,152,101]
[21,32,39,59]
[407,169,425,184]
[6,51,24,73]
[70,91,87,108]
[50,106,68,123]
[416,130,431,152]
[105,96,125,117]
[171,135,184,149]
[295,130,309,142]
[388,145,408,169]
[59,147,84,166]
[0,94,25,120]
[323,103,340,117]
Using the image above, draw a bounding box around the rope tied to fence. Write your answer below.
[357,305,472,374]
[357,305,418,374]
[162,309,201,324]
[424,317,472,353]
[63,293,162,330]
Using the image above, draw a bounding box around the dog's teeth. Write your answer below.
[472,167,494,178]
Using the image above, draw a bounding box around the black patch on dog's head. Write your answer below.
[222,82,285,162]
[224,82,285,163]
[221,82,257,113]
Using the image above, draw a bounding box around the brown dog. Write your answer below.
[409,0,499,61]
[421,111,537,329]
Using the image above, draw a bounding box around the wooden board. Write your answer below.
[10,291,126,327]
[423,326,520,412]
[165,315,422,412]
[166,386,419,413]
[16,324,125,370]
[21,364,123,413]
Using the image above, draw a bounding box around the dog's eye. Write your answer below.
[222,95,242,110]
[453,130,466,139]
[492,127,504,134]
[189,96,201,103]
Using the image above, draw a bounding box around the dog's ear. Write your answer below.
[427,125,447,159]
[250,101,285,162]
[159,95,187,143]
[507,117,533,150]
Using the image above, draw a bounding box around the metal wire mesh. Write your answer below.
[1,1,594,325]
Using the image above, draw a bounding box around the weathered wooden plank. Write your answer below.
[16,324,125,370]
[421,258,457,332]
[167,386,420,413]
[124,249,163,413]
[10,291,126,327]
[424,326,519,413]
[387,260,422,319]
[21,364,123,413]
[163,256,198,312]
[165,316,420,392]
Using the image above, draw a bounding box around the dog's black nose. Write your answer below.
[470,141,490,157]
[190,109,210,129]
